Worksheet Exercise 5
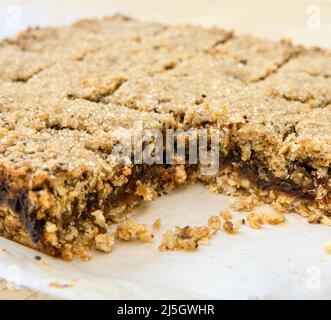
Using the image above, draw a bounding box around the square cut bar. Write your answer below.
[1,14,331,259]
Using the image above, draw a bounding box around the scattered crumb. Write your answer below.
[246,212,265,229]
[324,241,331,254]
[159,230,177,251]
[153,218,162,229]
[2,248,6,253]
[223,220,240,234]
[174,165,187,184]
[137,231,154,242]
[159,226,212,252]
[49,282,75,289]
[34,255,42,261]
[208,215,221,232]
[95,233,115,253]
[116,219,154,243]
[220,209,232,220]
[265,212,286,225]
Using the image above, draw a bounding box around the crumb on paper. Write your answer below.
[265,212,286,225]
[34,255,42,261]
[2,248,7,253]
[223,220,241,234]
[220,209,232,220]
[49,282,75,289]
[153,218,162,229]
[247,212,265,229]
[159,225,212,252]
[137,231,154,242]
[208,215,221,232]
[95,233,114,253]
[324,241,331,254]
[116,219,154,242]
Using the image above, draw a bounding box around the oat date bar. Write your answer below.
[1,15,331,259]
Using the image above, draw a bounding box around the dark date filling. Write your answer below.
[0,155,322,246]
[218,150,316,201]
[0,164,178,246]
[0,182,44,243]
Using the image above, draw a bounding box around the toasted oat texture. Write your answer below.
[1,14,331,259]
